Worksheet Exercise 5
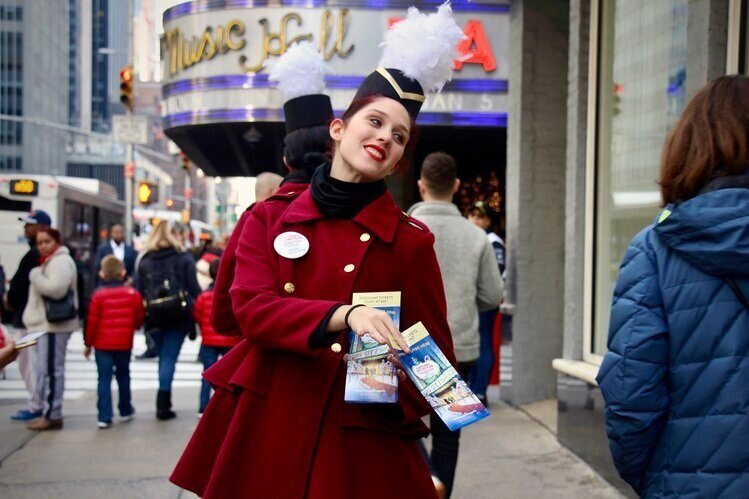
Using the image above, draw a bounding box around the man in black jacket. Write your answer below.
[5,210,50,421]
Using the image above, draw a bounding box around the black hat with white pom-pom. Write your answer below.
[353,3,465,119]
[269,42,334,134]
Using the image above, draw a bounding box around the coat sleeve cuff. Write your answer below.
[309,303,346,349]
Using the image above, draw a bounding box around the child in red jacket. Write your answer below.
[85,255,145,429]
[194,258,239,416]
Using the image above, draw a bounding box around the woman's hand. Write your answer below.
[346,306,411,354]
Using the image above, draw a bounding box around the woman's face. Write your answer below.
[330,98,411,182]
[36,232,58,258]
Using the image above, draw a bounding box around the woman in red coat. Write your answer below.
[171,6,463,498]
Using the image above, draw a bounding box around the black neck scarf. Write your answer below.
[310,163,387,219]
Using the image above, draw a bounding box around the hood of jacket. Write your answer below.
[147,247,181,260]
[654,186,749,278]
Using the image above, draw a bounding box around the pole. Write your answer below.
[125,141,134,245]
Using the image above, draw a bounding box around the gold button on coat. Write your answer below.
[344,264,355,273]
[360,233,371,242]
[283,282,295,294]
[331,343,342,353]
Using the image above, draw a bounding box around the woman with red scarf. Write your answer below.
[23,227,79,431]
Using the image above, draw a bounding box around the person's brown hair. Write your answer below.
[35,226,62,244]
[420,152,457,197]
[209,258,220,280]
[100,255,125,281]
[660,75,749,204]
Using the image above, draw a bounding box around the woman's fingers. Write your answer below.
[349,307,410,352]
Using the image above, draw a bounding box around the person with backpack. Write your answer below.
[137,220,201,420]
[597,75,749,498]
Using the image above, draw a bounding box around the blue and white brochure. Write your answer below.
[344,292,401,404]
[399,321,490,431]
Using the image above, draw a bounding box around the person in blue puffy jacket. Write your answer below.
[597,75,749,498]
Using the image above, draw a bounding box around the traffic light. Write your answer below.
[612,83,622,116]
[137,181,158,205]
[180,152,190,171]
[120,65,134,112]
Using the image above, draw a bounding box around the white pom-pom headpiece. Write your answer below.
[378,3,464,93]
[268,41,332,100]
[353,3,464,117]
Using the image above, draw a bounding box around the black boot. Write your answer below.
[156,390,177,420]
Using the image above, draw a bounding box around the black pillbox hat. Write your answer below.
[353,67,425,119]
[283,94,334,134]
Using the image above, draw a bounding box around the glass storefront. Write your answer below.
[591,0,689,355]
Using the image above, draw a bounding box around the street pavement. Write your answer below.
[0,333,623,499]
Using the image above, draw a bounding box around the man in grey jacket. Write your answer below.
[408,152,503,499]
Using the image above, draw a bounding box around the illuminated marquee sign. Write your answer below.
[163,11,354,76]
[10,179,39,196]
[160,3,510,128]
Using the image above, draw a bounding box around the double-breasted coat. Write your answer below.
[171,187,456,499]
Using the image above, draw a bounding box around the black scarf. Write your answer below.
[310,164,387,219]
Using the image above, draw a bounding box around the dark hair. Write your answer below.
[109,222,124,231]
[660,75,749,204]
[420,152,457,197]
[335,94,419,169]
[36,226,62,244]
[283,125,331,175]
[209,258,221,280]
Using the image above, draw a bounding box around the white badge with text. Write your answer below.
[273,231,310,259]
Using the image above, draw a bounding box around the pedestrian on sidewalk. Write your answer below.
[193,258,238,416]
[467,201,505,406]
[137,220,202,421]
[597,75,749,498]
[409,153,503,498]
[23,227,79,431]
[4,210,50,422]
[171,7,463,497]
[84,255,145,429]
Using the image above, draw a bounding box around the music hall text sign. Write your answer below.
[160,2,510,128]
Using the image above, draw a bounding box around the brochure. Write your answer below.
[344,292,401,404]
[398,321,490,431]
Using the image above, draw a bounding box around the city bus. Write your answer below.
[0,174,125,285]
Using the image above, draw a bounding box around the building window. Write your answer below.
[589,0,689,358]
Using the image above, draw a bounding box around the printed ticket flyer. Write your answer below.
[398,321,490,431]
[344,292,401,404]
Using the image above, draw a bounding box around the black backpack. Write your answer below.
[143,254,191,329]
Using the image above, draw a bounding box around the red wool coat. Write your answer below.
[171,189,456,499]
[85,284,145,351]
[210,181,309,335]
[194,289,239,348]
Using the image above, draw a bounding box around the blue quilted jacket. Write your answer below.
[597,184,749,498]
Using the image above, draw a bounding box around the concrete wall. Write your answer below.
[562,0,589,361]
[504,0,569,405]
[686,0,729,98]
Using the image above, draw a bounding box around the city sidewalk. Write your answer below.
[0,382,624,499]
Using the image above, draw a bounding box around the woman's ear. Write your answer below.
[329,118,345,142]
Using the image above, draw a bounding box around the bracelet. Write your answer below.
[344,304,366,330]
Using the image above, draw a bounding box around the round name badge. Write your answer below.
[273,231,310,259]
